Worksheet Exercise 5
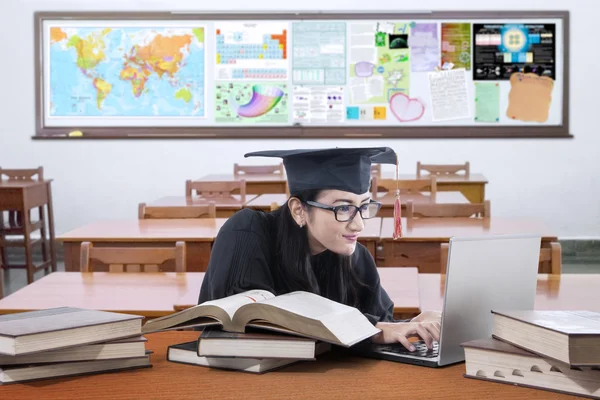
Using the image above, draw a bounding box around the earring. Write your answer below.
[299,222,304,228]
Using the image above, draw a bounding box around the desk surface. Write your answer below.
[57,219,229,242]
[381,217,558,241]
[381,173,488,184]
[0,330,571,400]
[148,195,256,209]
[419,273,600,313]
[0,268,420,318]
[247,192,468,208]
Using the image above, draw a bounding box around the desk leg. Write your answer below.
[22,209,35,284]
[46,183,57,272]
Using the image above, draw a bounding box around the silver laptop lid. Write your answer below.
[437,234,541,366]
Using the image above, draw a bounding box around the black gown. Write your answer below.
[198,208,396,325]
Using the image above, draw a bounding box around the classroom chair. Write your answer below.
[0,166,53,283]
[0,269,4,299]
[371,176,437,201]
[440,241,562,275]
[234,162,284,175]
[80,242,186,273]
[138,202,216,219]
[185,180,247,203]
[406,200,491,221]
[370,163,382,178]
[416,162,470,178]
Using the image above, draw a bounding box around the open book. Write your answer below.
[142,290,380,347]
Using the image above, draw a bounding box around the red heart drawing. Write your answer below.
[389,93,425,122]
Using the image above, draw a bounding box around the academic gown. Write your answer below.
[198,208,396,325]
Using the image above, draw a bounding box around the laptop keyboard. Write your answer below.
[377,341,439,358]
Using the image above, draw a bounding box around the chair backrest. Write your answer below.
[234,162,284,175]
[138,202,216,219]
[441,240,561,274]
[370,164,382,177]
[185,179,246,202]
[372,176,437,200]
[416,162,470,178]
[406,200,491,220]
[80,242,186,273]
[0,166,44,181]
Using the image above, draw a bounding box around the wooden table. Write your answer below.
[378,217,558,273]
[419,273,600,314]
[148,195,257,217]
[0,330,575,399]
[196,173,287,194]
[0,180,57,281]
[382,173,488,203]
[245,191,469,218]
[0,268,420,319]
[57,219,229,272]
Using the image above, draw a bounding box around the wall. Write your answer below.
[0,0,598,238]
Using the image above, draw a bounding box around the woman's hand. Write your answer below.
[372,311,441,352]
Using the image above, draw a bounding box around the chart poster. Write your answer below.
[473,23,556,81]
[215,22,288,81]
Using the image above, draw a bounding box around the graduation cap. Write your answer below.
[244,147,397,195]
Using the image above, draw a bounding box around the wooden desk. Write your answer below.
[419,273,600,314]
[57,219,228,272]
[246,192,469,218]
[196,173,287,195]
[378,217,558,273]
[148,195,257,217]
[0,331,574,399]
[0,268,420,319]
[0,180,57,279]
[382,173,488,203]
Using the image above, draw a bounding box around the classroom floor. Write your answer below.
[2,254,600,298]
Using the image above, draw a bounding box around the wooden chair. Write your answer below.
[185,180,246,203]
[406,200,491,221]
[0,268,4,299]
[80,242,186,273]
[539,242,562,274]
[417,162,470,178]
[0,167,53,283]
[441,241,562,274]
[234,162,284,175]
[371,176,437,201]
[138,202,216,219]
[370,164,382,178]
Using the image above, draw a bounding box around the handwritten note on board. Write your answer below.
[506,73,554,123]
[428,68,470,121]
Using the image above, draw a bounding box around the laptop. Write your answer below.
[355,234,541,368]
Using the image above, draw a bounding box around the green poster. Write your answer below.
[474,82,500,122]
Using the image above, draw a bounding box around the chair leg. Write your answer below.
[23,210,35,284]
[39,206,50,274]
[0,211,7,270]
[46,184,57,272]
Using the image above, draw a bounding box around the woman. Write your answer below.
[198,147,440,352]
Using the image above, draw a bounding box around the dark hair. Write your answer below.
[271,189,366,308]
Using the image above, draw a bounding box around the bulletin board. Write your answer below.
[33,11,570,139]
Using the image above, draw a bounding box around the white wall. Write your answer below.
[1,0,598,238]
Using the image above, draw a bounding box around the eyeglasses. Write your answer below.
[305,200,382,222]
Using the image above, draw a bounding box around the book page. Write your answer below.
[203,290,275,321]
[256,291,357,320]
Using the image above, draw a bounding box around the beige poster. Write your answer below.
[506,73,554,123]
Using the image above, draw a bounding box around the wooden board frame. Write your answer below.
[33,10,571,139]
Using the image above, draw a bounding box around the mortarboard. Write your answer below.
[244,147,397,195]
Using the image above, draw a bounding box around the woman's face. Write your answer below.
[305,189,371,256]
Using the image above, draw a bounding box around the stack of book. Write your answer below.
[143,289,380,374]
[462,310,600,398]
[0,307,151,384]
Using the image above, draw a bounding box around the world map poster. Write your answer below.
[46,23,206,125]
